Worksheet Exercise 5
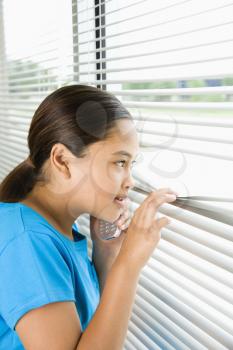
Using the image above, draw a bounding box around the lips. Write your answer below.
[114,196,128,207]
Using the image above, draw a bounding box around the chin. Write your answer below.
[99,206,122,223]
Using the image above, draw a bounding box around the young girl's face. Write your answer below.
[67,119,140,222]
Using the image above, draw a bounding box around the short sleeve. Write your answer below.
[0,231,76,330]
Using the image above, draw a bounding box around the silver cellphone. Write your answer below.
[98,219,122,240]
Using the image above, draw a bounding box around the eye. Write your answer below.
[115,160,126,167]
[115,160,137,168]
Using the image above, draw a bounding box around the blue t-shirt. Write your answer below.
[0,202,100,349]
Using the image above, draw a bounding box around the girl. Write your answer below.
[0,85,177,350]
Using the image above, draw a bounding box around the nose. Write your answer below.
[124,171,135,192]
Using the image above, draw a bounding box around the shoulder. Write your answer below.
[0,202,25,252]
[0,202,73,254]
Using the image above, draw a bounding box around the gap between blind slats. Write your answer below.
[159,239,233,291]
[108,101,233,111]
[77,71,233,84]
[145,256,233,320]
[135,287,229,350]
[132,115,233,128]
[0,105,45,112]
[77,35,233,59]
[139,142,233,162]
[163,227,233,272]
[140,271,233,348]
[0,35,57,58]
[163,219,233,259]
[0,99,45,106]
[0,116,32,125]
[153,249,233,304]
[78,0,191,27]
[0,48,59,65]
[130,312,178,350]
[0,55,59,73]
[78,55,233,76]
[141,269,233,342]
[0,144,28,159]
[126,327,153,350]
[136,282,229,350]
[136,128,233,146]
[0,91,51,97]
[76,20,233,53]
[132,302,206,350]
[77,0,147,24]
[0,73,62,84]
[0,54,73,77]
[77,41,233,69]
[0,64,59,78]
[0,133,27,146]
[76,0,128,16]
[109,86,233,95]
[77,2,233,36]
[0,82,59,90]
[128,320,164,350]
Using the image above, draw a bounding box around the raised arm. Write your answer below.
[16,189,176,350]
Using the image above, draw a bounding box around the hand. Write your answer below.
[115,188,177,273]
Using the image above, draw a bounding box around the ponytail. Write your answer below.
[0,157,38,203]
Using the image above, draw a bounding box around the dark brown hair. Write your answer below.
[0,84,133,202]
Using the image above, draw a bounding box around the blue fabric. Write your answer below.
[0,202,100,349]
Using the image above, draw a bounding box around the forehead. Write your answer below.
[89,119,139,157]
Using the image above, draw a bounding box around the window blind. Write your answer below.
[73,0,233,349]
[0,0,233,349]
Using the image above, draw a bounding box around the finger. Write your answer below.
[140,192,175,230]
[156,216,171,230]
[119,215,131,230]
[143,192,176,216]
[116,209,130,223]
[116,210,130,229]
[131,188,175,231]
[137,188,177,213]
[146,217,169,244]
[149,193,177,208]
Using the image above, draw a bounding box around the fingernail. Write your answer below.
[166,194,177,200]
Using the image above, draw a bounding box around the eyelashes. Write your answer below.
[115,160,137,168]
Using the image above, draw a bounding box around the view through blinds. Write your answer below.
[73,0,233,349]
[0,0,74,180]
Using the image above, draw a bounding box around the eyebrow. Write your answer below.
[111,150,138,159]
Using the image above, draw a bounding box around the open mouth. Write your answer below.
[114,196,127,206]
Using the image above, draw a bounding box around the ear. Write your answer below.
[50,143,72,178]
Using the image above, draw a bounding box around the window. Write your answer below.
[1,1,233,348]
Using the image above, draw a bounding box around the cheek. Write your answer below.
[90,162,122,196]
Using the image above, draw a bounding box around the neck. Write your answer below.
[21,185,77,240]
